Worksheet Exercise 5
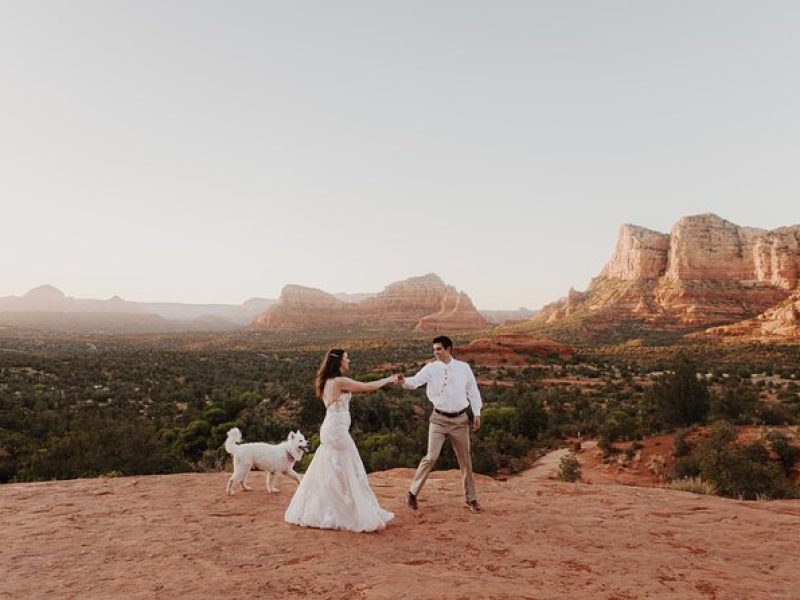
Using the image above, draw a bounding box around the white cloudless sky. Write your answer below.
[1,1,798,309]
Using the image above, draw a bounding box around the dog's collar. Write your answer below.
[286,449,296,463]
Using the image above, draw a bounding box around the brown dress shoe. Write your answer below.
[465,500,482,513]
[406,492,418,510]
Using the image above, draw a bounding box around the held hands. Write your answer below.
[394,374,406,385]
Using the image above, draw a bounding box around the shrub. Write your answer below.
[669,477,718,496]
[673,428,692,458]
[598,434,615,458]
[764,430,798,474]
[481,406,518,434]
[599,409,637,444]
[672,421,799,500]
[756,403,796,426]
[558,451,582,482]
[709,382,758,424]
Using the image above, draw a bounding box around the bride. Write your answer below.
[284,349,397,532]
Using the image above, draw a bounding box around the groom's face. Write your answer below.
[432,343,451,362]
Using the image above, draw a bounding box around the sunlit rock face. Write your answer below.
[529,214,800,336]
[360,274,457,327]
[600,224,669,280]
[251,285,361,330]
[666,214,800,287]
[415,290,489,332]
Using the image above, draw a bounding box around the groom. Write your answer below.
[399,335,482,513]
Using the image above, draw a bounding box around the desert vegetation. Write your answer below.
[1,330,798,500]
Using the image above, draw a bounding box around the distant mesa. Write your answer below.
[3,285,69,312]
[0,285,277,333]
[0,275,495,335]
[251,273,489,332]
[513,213,800,342]
[479,307,537,325]
[252,285,362,330]
[24,284,67,302]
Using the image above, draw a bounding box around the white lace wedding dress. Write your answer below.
[284,387,394,532]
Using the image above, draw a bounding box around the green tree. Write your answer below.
[709,381,758,424]
[514,393,548,440]
[645,354,709,431]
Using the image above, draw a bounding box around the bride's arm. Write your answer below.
[336,375,397,394]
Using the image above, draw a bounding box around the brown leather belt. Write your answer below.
[434,407,468,418]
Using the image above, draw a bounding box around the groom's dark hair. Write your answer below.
[432,335,453,350]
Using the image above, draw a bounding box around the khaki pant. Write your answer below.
[409,411,477,503]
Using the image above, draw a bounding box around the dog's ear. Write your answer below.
[288,431,295,440]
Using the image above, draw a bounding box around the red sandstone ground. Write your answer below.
[2,463,799,599]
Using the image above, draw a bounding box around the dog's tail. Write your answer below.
[224,427,243,455]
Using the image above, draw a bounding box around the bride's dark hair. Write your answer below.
[315,348,346,398]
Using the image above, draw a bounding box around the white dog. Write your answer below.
[224,427,308,496]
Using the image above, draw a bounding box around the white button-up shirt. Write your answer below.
[402,358,482,416]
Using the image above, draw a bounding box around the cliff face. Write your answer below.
[360,274,456,326]
[251,274,488,332]
[527,214,800,339]
[415,290,489,332]
[600,224,670,280]
[666,216,800,285]
[597,216,800,286]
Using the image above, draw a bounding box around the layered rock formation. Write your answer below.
[251,285,362,330]
[415,290,488,332]
[251,274,489,332]
[600,224,670,280]
[701,291,800,339]
[360,274,461,326]
[524,214,800,341]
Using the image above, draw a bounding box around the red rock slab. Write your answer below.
[1,468,799,599]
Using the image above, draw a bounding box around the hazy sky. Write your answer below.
[1,2,798,309]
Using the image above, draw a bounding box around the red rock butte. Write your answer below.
[251,273,489,332]
[526,214,800,338]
